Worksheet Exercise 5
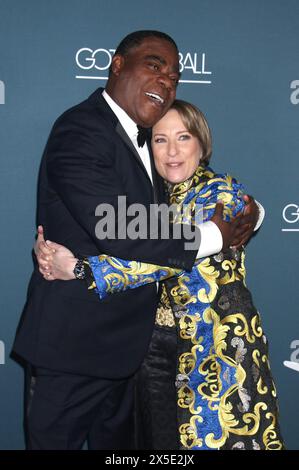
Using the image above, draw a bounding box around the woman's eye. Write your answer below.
[154,138,166,144]
[179,134,191,140]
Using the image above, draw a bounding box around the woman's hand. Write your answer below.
[35,226,78,281]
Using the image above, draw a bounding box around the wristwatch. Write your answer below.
[73,259,86,280]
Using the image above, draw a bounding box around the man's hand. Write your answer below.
[35,225,77,281]
[230,195,259,248]
[211,203,243,250]
[211,195,259,250]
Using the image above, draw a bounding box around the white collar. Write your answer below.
[102,90,138,140]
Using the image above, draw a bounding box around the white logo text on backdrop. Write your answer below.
[282,204,299,231]
[75,48,212,84]
[0,80,5,105]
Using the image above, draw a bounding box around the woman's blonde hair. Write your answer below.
[170,99,212,166]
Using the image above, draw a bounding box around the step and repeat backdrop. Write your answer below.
[0,0,298,449]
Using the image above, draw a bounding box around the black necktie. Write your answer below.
[137,125,150,148]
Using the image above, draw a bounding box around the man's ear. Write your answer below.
[111,54,125,77]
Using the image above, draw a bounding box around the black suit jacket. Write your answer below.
[13,88,198,378]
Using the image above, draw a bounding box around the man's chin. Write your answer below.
[139,105,168,127]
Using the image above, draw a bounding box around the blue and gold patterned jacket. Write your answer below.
[87,166,244,298]
[86,165,284,450]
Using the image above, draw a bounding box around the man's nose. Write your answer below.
[157,73,175,91]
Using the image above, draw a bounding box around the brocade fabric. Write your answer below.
[87,166,284,450]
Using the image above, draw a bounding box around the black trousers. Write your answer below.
[135,325,179,450]
[24,366,135,450]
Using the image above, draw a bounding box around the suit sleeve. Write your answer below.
[46,110,198,271]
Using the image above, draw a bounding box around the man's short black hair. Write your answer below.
[114,30,178,56]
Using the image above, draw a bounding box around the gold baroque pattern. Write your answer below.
[167,167,284,450]
[87,166,284,450]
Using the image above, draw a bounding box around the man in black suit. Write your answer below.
[13,31,258,450]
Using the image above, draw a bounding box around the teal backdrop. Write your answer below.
[0,0,298,449]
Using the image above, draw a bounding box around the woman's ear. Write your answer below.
[111,54,125,77]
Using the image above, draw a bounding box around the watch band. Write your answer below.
[73,259,86,280]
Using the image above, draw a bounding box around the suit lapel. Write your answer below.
[115,122,159,202]
[115,122,148,176]
[91,88,160,202]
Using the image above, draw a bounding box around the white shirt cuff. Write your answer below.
[196,200,264,259]
[254,200,265,231]
[197,221,223,259]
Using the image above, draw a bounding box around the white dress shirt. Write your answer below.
[102,90,264,259]
[102,90,153,184]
